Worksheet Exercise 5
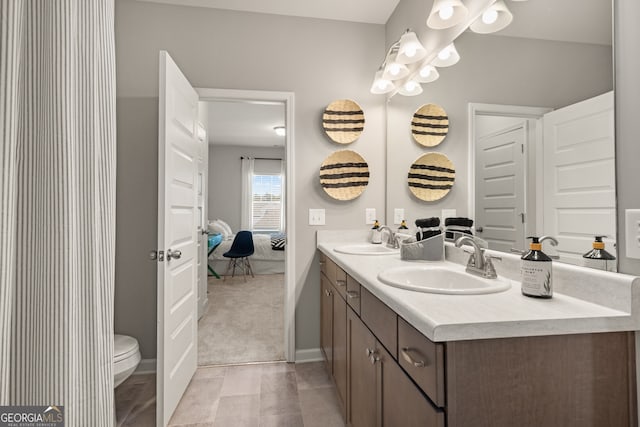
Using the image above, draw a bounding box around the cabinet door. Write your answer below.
[380,344,445,427]
[320,273,333,372]
[333,289,347,417]
[347,307,377,427]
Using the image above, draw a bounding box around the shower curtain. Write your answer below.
[0,1,116,425]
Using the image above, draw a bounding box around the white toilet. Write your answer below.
[114,334,141,388]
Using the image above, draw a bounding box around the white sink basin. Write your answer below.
[377,264,511,295]
[334,244,399,256]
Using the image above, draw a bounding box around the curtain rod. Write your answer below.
[240,156,282,161]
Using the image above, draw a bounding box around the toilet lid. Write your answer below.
[114,334,139,363]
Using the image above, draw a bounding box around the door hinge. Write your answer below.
[149,250,165,262]
[520,213,526,223]
[521,143,524,154]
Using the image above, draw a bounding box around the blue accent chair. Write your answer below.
[223,230,255,281]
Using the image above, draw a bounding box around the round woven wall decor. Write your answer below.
[322,99,365,144]
[411,104,449,147]
[408,152,455,201]
[320,150,369,201]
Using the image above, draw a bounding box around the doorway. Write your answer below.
[197,88,295,366]
[468,103,552,252]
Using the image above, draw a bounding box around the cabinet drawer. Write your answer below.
[346,275,361,316]
[334,266,347,300]
[382,343,445,427]
[398,317,445,407]
[319,252,327,275]
[360,287,397,359]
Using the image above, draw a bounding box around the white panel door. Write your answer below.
[196,122,208,319]
[157,51,199,426]
[475,123,527,253]
[543,91,615,265]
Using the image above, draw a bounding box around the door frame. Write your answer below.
[196,87,296,362]
[468,103,552,236]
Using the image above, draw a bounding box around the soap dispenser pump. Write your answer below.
[521,236,553,299]
[582,236,616,272]
[371,220,382,244]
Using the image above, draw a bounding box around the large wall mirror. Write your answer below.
[385,0,615,270]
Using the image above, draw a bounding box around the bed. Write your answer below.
[208,232,285,275]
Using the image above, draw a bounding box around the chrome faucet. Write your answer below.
[539,235,560,259]
[455,236,500,279]
[378,226,399,249]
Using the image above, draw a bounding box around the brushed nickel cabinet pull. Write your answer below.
[401,347,426,368]
[346,291,360,299]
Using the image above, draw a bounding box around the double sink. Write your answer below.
[334,244,512,295]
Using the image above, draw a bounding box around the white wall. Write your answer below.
[114,0,386,358]
[208,145,285,232]
[384,0,612,230]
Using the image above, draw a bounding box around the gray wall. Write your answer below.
[615,1,640,276]
[208,145,285,232]
[384,0,613,227]
[114,0,386,358]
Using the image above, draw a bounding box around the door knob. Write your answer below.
[166,249,182,260]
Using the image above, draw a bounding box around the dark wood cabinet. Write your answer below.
[320,250,637,427]
[320,257,348,418]
[333,287,347,416]
[320,273,333,372]
[346,307,377,427]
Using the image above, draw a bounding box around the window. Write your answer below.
[251,173,283,232]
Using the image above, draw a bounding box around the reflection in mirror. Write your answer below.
[385,0,615,272]
[469,0,615,270]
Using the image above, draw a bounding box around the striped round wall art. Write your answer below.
[411,103,449,147]
[320,150,370,200]
[322,99,365,144]
[408,152,456,201]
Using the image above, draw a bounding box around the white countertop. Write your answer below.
[317,230,640,342]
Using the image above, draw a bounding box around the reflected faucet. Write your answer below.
[378,226,399,249]
[455,236,500,279]
[539,235,560,259]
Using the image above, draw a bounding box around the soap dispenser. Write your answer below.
[521,236,553,299]
[371,220,382,244]
[582,236,616,272]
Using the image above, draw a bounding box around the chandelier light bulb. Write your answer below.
[438,48,451,61]
[438,5,454,20]
[482,9,498,24]
[389,63,401,76]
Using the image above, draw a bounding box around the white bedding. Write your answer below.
[209,233,285,262]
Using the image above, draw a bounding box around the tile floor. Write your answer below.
[115,361,345,427]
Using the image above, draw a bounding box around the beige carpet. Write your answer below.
[198,274,285,366]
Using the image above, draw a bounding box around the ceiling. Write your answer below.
[136,0,401,24]
[206,101,285,147]
[181,0,610,147]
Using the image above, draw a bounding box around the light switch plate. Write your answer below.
[393,208,405,225]
[309,209,325,226]
[365,208,376,225]
[625,209,640,259]
[442,209,457,223]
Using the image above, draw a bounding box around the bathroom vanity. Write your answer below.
[317,230,640,427]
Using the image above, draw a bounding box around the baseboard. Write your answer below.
[134,358,156,374]
[295,348,324,363]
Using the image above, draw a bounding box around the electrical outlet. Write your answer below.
[394,208,405,225]
[625,209,640,259]
[365,208,376,225]
[309,209,325,226]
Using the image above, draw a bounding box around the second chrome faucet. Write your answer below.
[455,236,501,279]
